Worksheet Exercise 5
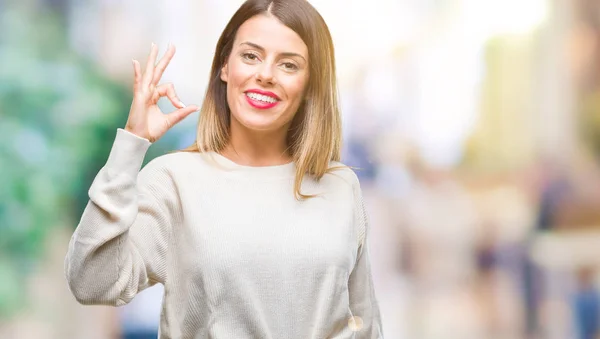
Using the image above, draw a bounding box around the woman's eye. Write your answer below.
[282,62,298,71]
[242,53,259,61]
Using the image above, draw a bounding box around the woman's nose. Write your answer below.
[255,63,276,85]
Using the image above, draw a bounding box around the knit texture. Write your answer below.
[64,128,384,338]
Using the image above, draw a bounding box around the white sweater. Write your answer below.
[64,128,384,339]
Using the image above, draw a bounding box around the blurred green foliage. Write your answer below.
[0,3,175,318]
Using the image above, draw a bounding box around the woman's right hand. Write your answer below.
[125,43,199,142]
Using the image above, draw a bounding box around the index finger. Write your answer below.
[152,44,176,85]
[142,43,159,87]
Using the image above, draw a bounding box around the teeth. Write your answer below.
[246,92,278,103]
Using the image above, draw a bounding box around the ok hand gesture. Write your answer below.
[125,43,199,142]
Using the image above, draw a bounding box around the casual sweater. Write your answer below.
[64,128,385,339]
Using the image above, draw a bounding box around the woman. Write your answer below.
[65,0,384,338]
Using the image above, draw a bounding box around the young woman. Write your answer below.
[65,0,385,338]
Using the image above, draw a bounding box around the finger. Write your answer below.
[142,43,159,87]
[132,59,142,90]
[152,43,176,86]
[156,83,186,109]
[165,105,200,128]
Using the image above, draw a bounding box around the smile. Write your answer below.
[246,92,278,103]
[244,90,280,109]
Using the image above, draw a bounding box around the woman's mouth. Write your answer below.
[244,91,280,109]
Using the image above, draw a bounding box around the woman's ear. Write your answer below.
[220,63,228,82]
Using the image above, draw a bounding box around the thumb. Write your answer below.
[166,105,199,127]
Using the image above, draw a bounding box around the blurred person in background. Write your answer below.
[63,0,385,338]
[572,266,600,339]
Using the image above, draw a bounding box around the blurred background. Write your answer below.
[2,0,600,338]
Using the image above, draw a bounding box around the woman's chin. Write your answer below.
[235,114,285,132]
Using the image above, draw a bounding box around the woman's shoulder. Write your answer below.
[140,150,206,179]
[325,160,362,189]
[144,150,192,167]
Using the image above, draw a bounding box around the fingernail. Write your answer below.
[179,101,186,108]
[151,42,155,48]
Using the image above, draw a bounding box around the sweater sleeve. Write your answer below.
[64,128,177,307]
[348,179,385,338]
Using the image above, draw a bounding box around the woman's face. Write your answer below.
[220,14,309,134]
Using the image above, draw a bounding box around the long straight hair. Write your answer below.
[178,0,343,200]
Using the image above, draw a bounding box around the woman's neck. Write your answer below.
[221,123,293,167]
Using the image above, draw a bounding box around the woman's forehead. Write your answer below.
[233,14,308,58]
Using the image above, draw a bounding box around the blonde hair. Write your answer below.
[177,0,344,200]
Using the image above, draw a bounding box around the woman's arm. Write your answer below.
[64,128,178,306]
[348,178,385,338]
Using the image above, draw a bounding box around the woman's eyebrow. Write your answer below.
[239,41,307,62]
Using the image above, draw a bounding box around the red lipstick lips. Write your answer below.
[244,89,280,109]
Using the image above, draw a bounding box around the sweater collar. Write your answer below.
[201,151,296,180]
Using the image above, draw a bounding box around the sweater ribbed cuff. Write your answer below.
[105,128,152,175]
